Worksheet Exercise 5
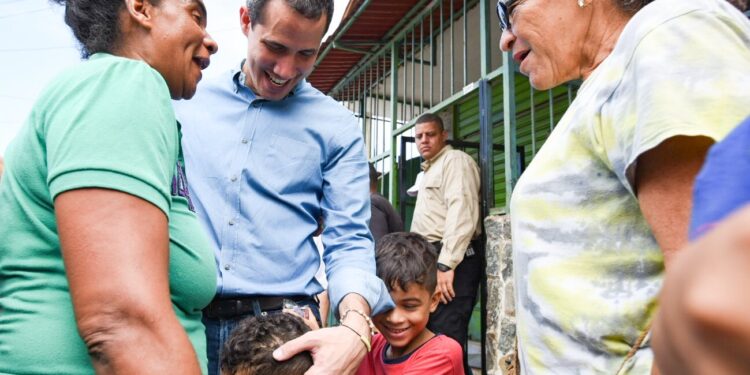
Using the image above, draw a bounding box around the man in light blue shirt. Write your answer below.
[174,0,393,374]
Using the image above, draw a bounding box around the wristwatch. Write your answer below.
[437,262,452,272]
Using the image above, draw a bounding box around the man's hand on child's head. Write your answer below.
[274,293,372,374]
[272,325,367,375]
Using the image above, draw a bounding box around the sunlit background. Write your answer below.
[0,0,349,155]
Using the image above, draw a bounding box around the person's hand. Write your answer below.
[652,205,750,375]
[437,269,455,304]
[273,325,368,375]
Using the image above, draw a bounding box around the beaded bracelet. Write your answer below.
[340,323,372,352]
[341,308,376,336]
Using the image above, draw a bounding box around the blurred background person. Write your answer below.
[369,163,403,243]
[0,0,217,373]
[652,207,750,375]
[498,0,750,373]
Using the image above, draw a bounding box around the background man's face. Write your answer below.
[415,121,448,161]
[240,0,328,100]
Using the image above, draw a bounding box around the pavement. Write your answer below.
[469,339,482,374]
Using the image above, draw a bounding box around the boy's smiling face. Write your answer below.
[373,282,440,358]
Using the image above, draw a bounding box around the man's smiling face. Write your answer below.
[239,0,327,100]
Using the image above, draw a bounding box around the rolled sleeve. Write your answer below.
[321,115,394,316]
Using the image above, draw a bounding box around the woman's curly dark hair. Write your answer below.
[50,0,160,58]
[220,313,312,375]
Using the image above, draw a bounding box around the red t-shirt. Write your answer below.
[356,334,464,375]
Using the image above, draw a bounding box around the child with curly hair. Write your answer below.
[220,313,312,375]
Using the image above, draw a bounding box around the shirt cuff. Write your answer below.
[327,267,395,317]
[437,249,465,270]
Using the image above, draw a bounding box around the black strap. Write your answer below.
[203,295,313,319]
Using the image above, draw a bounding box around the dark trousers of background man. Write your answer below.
[429,240,482,375]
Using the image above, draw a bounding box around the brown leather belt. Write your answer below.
[203,295,313,319]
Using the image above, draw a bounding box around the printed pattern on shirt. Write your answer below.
[171,158,195,212]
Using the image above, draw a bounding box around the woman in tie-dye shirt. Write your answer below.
[496,0,750,373]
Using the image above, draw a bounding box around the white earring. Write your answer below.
[578,0,586,8]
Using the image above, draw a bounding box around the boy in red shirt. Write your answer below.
[358,232,465,375]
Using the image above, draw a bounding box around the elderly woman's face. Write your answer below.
[499,0,591,90]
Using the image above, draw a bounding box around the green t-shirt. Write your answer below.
[0,53,216,374]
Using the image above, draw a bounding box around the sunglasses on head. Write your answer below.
[496,0,515,32]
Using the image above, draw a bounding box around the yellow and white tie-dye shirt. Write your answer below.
[510,0,750,373]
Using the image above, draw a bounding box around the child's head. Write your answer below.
[373,232,441,356]
[220,313,312,375]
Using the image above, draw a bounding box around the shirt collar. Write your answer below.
[231,59,302,100]
[421,144,453,171]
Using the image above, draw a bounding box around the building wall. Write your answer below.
[485,214,516,374]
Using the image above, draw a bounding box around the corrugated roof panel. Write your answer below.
[309,0,422,93]
[310,0,469,94]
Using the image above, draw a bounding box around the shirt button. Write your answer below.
[230,175,237,182]
[228,220,235,226]
[241,138,248,144]
[252,102,260,108]
[224,264,230,271]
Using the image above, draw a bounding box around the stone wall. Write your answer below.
[484,214,517,374]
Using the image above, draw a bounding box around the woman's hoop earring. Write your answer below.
[578,0,586,8]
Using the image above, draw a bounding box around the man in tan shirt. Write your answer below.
[410,113,481,375]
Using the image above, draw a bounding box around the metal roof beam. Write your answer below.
[334,40,384,46]
[314,0,374,69]
[329,0,442,97]
[332,42,370,55]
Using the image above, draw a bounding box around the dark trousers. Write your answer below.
[202,298,320,375]
[428,241,482,375]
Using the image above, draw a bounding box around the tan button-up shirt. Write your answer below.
[410,145,481,269]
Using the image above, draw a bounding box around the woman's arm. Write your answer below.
[636,135,713,374]
[635,135,714,266]
[56,188,201,374]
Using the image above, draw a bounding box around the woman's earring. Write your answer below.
[578,0,586,8]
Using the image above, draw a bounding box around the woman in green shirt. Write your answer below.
[0,0,218,373]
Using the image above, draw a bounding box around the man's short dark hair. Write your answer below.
[415,112,445,132]
[246,0,334,34]
[376,232,438,294]
[220,313,312,375]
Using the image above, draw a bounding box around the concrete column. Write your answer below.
[484,214,516,374]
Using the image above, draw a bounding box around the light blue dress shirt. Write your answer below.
[173,63,393,315]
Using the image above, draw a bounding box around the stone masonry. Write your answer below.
[484,214,517,375]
